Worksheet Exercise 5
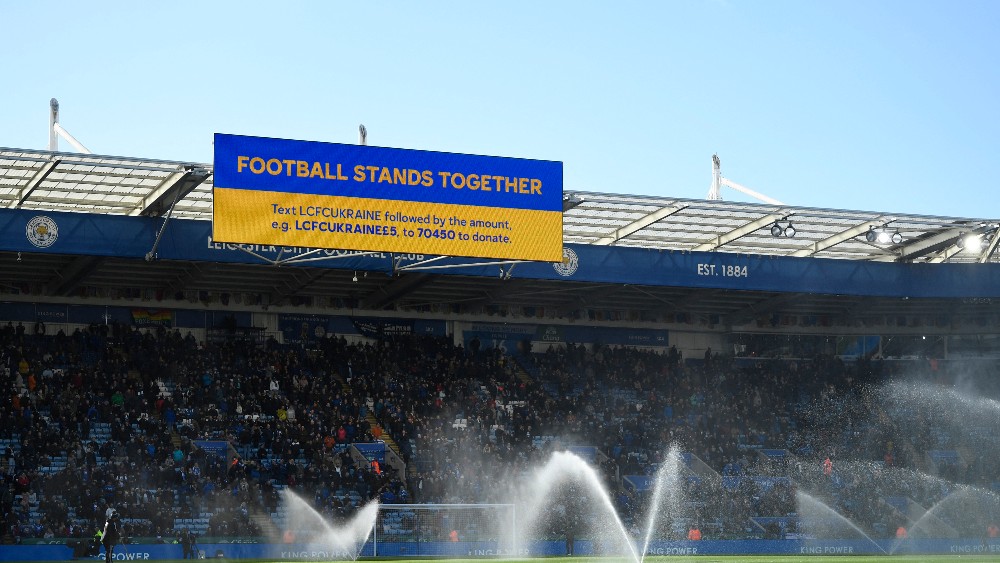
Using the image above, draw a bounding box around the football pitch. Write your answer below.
[411,558,1000,563]
[526,558,995,563]
[359,558,1000,563]
[149,557,1000,563]
[23,558,999,563]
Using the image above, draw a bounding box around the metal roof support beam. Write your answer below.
[593,204,687,245]
[400,259,527,273]
[50,256,105,296]
[276,251,383,266]
[791,219,887,257]
[929,246,963,263]
[670,288,725,313]
[980,230,1000,263]
[464,280,599,310]
[8,159,60,208]
[693,212,788,252]
[726,293,802,326]
[892,228,966,262]
[572,283,626,306]
[52,123,92,154]
[144,169,200,261]
[132,170,186,216]
[841,296,882,323]
[395,255,450,271]
[929,227,998,263]
[720,178,785,206]
[625,285,680,308]
[465,281,617,314]
[363,273,430,310]
[131,167,210,217]
[163,263,207,296]
[459,284,516,310]
[271,269,332,305]
[563,194,585,212]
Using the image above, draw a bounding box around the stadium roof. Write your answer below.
[3,146,998,264]
[1,146,998,329]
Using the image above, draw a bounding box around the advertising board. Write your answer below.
[213,134,563,261]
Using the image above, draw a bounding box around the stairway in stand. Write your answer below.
[510,353,537,386]
[366,412,403,458]
[250,510,282,539]
[332,371,405,460]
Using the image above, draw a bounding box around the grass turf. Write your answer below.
[362,558,1000,563]
[24,558,1000,563]
[148,557,1000,563]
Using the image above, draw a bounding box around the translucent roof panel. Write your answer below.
[0,148,214,220]
[1,147,998,263]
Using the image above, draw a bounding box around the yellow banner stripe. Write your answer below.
[213,188,563,262]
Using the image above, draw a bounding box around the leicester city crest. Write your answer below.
[26,215,59,248]
[553,247,579,277]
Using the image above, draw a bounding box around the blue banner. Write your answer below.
[2,209,1000,298]
[279,314,445,343]
[35,303,67,322]
[0,303,251,330]
[214,134,563,212]
[354,443,386,462]
[351,317,415,339]
[5,538,999,560]
[67,305,130,325]
[624,475,654,491]
[465,322,667,351]
[193,440,229,459]
[567,445,598,463]
[279,314,334,344]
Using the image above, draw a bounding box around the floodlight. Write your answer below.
[770,222,783,237]
[784,223,796,237]
[957,234,983,254]
[563,194,585,212]
[864,226,902,245]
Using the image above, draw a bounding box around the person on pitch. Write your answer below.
[102,508,123,563]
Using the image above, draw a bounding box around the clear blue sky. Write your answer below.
[3,1,998,218]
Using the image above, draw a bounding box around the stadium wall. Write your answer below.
[4,209,1000,298]
[4,538,999,560]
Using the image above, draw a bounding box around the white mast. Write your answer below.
[708,154,784,205]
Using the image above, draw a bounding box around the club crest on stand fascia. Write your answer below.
[26,215,59,248]
[553,247,579,277]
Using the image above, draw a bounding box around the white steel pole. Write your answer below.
[721,178,785,206]
[708,154,722,200]
[52,122,92,154]
[49,98,59,151]
[372,509,377,558]
[511,504,517,556]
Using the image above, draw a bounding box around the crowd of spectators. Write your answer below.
[0,322,403,543]
[1,318,998,545]
[522,343,1000,539]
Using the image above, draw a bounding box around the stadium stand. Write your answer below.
[1,146,999,552]
[2,321,999,543]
